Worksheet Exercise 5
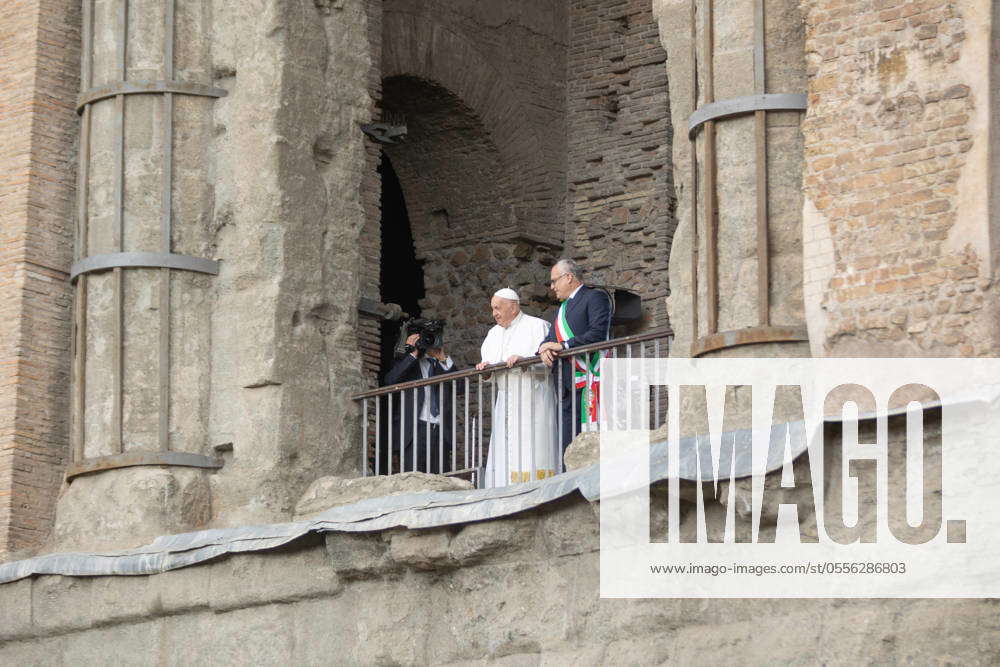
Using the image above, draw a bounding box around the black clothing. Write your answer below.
[383,354,457,474]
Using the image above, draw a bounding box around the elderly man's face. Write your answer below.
[491,296,520,328]
[549,265,576,301]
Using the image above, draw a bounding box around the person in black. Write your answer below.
[384,333,456,474]
[538,259,612,452]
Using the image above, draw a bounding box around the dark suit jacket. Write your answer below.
[383,354,458,451]
[541,285,613,391]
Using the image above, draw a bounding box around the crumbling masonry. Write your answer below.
[0,0,998,662]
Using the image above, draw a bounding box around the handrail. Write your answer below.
[351,327,673,400]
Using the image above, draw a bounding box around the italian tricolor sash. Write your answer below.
[555,300,601,425]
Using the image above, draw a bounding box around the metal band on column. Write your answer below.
[70,0,225,474]
[687,0,807,357]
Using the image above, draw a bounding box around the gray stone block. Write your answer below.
[324,531,396,579]
[208,544,341,612]
[295,472,472,519]
[151,563,212,614]
[449,514,538,564]
[90,575,159,625]
[160,606,295,666]
[0,578,34,641]
[61,620,162,667]
[389,527,453,570]
[539,498,599,558]
[31,575,95,635]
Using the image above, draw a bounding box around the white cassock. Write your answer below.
[480,311,558,487]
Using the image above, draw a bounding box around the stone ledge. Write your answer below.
[294,472,474,518]
[0,492,601,644]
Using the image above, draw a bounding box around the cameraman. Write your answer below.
[384,329,456,475]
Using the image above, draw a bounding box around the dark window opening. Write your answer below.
[379,156,424,382]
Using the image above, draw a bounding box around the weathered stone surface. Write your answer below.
[388,527,453,570]
[60,621,163,667]
[51,468,212,552]
[324,531,395,579]
[30,575,94,635]
[151,562,212,614]
[449,514,537,564]
[563,431,600,471]
[90,575,159,625]
[538,497,599,557]
[5,490,1000,662]
[564,423,669,472]
[294,472,472,518]
[0,578,33,641]
[162,605,296,665]
[656,0,810,360]
[209,542,341,611]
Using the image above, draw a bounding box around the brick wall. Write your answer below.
[359,0,383,385]
[566,0,675,330]
[801,0,996,355]
[383,77,559,368]
[370,1,567,374]
[382,0,567,249]
[0,0,79,555]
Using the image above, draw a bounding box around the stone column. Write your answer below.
[655,0,810,361]
[55,0,224,549]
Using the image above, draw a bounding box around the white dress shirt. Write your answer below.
[417,355,453,424]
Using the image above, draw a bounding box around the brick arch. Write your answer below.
[382,9,560,246]
[380,75,527,368]
[382,75,516,248]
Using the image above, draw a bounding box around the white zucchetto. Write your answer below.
[493,287,520,301]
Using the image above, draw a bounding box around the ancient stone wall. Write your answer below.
[382,0,568,249]
[0,0,79,556]
[374,0,568,370]
[48,0,384,544]
[417,242,558,368]
[54,0,226,546]
[2,488,999,664]
[566,0,675,330]
[358,0,384,383]
[382,76,560,367]
[656,0,810,361]
[198,0,379,526]
[800,0,999,356]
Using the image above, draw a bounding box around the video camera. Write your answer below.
[396,318,446,357]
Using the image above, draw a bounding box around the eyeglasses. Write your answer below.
[548,272,569,287]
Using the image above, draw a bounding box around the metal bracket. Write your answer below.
[69,252,220,282]
[361,122,407,144]
[358,297,406,320]
[688,93,807,139]
[76,80,228,114]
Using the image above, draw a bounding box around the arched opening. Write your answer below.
[378,75,556,370]
[378,156,423,382]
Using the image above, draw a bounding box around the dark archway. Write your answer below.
[378,75,557,369]
[379,156,424,382]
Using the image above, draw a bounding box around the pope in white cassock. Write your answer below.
[476,288,558,487]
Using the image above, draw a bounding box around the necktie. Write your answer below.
[429,360,440,417]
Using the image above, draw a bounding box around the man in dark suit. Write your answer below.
[538,259,612,452]
[383,333,457,474]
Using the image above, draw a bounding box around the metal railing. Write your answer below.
[351,328,673,488]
